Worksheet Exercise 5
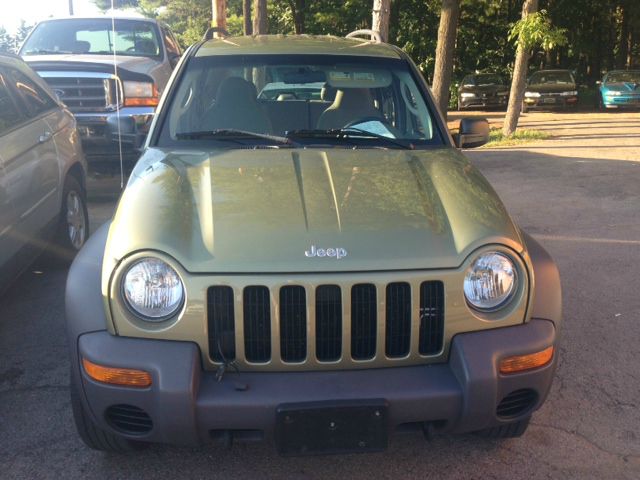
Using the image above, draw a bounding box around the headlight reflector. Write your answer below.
[460,92,476,98]
[524,91,541,98]
[123,258,184,320]
[464,252,518,311]
[560,90,578,96]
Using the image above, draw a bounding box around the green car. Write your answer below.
[66,31,561,455]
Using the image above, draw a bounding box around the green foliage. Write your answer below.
[0,20,35,53]
[485,128,550,147]
[93,0,140,11]
[0,26,14,53]
[508,10,568,52]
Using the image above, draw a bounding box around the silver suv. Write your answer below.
[0,53,88,292]
[19,16,182,165]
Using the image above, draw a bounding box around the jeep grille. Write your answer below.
[207,280,444,370]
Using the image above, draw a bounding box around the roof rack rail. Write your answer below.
[346,29,383,43]
[203,27,230,40]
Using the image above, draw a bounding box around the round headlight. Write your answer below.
[122,257,184,320]
[464,252,518,311]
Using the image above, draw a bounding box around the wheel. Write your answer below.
[598,94,605,111]
[475,417,530,439]
[457,100,463,111]
[53,176,89,262]
[70,371,143,452]
[521,101,528,114]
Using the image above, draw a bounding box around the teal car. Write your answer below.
[598,70,640,109]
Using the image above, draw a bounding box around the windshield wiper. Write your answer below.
[175,129,296,147]
[287,128,414,150]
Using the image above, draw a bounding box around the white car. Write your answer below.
[0,53,88,292]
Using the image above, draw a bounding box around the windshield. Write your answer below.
[21,19,161,58]
[158,55,442,149]
[605,71,640,83]
[463,74,503,86]
[529,71,574,85]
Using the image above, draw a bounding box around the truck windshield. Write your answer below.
[21,19,161,58]
[158,55,443,149]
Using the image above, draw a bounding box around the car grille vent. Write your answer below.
[280,286,307,362]
[351,284,378,360]
[496,389,538,419]
[315,285,342,362]
[419,281,445,355]
[206,281,445,368]
[41,76,118,112]
[208,286,236,362]
[243,286,272,362]
[385,282,411,357]
[105,404,153,434]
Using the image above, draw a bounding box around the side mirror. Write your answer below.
[454,117,490,148]
[168,52,181,68]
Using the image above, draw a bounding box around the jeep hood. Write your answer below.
[105,147,523,273]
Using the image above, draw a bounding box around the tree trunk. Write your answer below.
[618,4,629,69]
[431,0,460,117]
[253,0,268,35]
[290,0,306,34]
[243,0,252,35]
[371,0,391,42]
[211,0,227,36]
[502,0,539,137]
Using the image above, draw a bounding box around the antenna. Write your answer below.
[110,2,125,189]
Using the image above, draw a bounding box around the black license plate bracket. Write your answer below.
[275,399,389,456]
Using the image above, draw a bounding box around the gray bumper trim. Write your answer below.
[77,319,557,446]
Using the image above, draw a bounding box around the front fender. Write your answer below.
[523,231,562,329]
[65,222,111,354]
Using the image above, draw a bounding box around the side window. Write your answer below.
[0,70,25,136]
[162,27,181,63]
[8,68,57,118]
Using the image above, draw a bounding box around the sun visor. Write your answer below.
[326,69,392,89]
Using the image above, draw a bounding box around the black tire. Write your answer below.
[53,176,89,262]
[70,372,143,452]
[475,417,530,439]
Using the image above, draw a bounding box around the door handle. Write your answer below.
[38,131,52,143]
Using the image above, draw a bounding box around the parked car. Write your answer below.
[523,69,578,112]
[598,70,640,109]
[457,73,509,110]
[19,16,182,167]
[66,31,561,454]
[0,53,88,293]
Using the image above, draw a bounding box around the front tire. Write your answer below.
[54,176,89,262]
[70,372,143,452]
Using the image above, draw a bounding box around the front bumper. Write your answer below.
[73,106,154,158]
[524,95,578,109]
[601,94,640,108]
[76,319,557,448]
[459,96,508,109]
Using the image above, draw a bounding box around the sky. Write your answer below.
[2,0,102,33]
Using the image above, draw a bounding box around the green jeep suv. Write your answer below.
[66,32,561,455]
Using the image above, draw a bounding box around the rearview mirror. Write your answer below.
[454,118,490,148]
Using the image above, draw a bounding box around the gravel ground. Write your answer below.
[1,111,639,479]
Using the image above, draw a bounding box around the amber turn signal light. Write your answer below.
[499,346,554,374]
[82,358,152,388]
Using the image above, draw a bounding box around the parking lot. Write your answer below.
[1,111,639,479]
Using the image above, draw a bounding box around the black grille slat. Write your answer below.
[385,282,412,358]
[315,285,342,361]
[280,286,307,362]
[243,286,271,362]
[105,404,153,434]
[496,389,538,418]
[207,286,236,362]
[42,76,112,111]
[419,281,445,355]
[351,284,377,360]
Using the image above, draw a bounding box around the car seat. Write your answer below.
[316,88,383,130]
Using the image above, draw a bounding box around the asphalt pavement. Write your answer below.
[1,112,639,479]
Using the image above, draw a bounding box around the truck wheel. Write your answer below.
[474,417,530,439]
[70,373,144,452]
[54,176,89,262]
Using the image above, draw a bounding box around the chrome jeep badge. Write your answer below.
[305,245,348,259]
